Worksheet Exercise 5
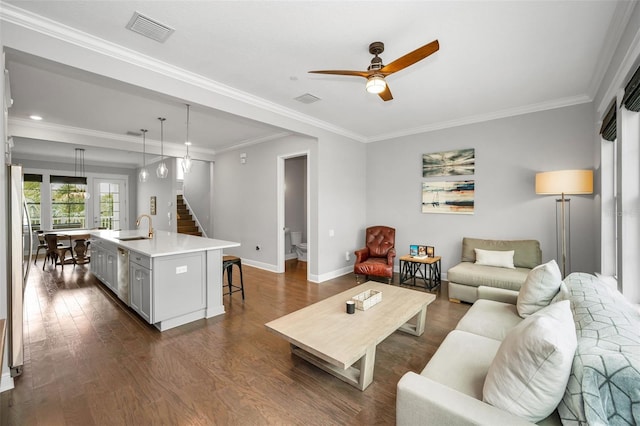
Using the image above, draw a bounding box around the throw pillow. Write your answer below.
[474,248,515,269]
[483,300,577,423]
[517,259,562,318]
[551,280,570,303]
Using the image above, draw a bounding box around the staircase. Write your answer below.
[177,195,202,237]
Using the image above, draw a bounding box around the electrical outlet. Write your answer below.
[176,265,187,274]
[345,251,350,261]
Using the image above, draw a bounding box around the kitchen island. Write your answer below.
[90,230,240,331]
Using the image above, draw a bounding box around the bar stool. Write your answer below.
[222,255,245,300]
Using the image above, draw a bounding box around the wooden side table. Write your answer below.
[399,255,442,290]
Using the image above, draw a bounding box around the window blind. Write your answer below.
[50,175,87,185]
[600,101,617,142]
[622,65,640,112]
[23,173,43,183]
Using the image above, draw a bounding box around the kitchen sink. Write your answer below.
[116,236,149,241]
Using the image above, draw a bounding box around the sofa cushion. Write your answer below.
[559,273,640,425]
[483,300,577,423]
[448,262,530,292]
[474,248,515,269]
[516,259,562,317]
[461,238,541,269]
[456,299,522,341]
[421,330,502,399]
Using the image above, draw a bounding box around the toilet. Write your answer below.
[290,231,308,262]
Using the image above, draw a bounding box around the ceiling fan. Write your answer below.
[308,40,439,101]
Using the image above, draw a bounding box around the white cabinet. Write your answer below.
[129,251,152,323]
[90,239,117,293]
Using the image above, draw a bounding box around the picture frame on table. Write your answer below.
[410,245,419,257]
[418,246,427,257]
[426,246,435,257]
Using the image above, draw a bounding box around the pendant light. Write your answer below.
[74,148,91,199]
[182,104,192,174]
[156,117,168,179]
[139,129,149,182]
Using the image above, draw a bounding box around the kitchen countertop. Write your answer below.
[91,230,240,258]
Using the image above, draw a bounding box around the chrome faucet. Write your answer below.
[136,214,154,238]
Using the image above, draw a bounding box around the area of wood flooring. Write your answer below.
[1,258,469,425]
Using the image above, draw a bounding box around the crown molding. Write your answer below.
[366,94,592,143]
[214,132,295,154]
[588,1,637,108]
[0,2,366,143]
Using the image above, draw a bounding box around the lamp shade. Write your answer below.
[535,170,593,195]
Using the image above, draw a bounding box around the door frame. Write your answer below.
[92,176,129,230]
[277,151,310,278]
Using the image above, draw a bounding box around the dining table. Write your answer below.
[44,229,92,265]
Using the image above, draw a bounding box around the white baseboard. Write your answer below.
[312,266,352,283]
[241,258,278,273]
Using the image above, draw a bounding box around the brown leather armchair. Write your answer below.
[354,226,396,283]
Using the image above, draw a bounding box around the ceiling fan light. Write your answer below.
[366,75,386,94]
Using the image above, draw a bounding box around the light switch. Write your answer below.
[176,265,187,274]
[329,229,335,237]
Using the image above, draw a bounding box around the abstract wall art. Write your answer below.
[421,180,475,214]
[422,148,475,177]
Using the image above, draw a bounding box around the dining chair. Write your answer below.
[43,234,75,270]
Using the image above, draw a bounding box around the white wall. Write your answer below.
[366,103,597,276]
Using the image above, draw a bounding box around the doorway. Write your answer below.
[277,152,310,279]
[92,178,128,230]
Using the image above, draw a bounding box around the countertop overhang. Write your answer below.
[90,230,240,257]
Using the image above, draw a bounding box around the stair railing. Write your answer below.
[180,194,208,238]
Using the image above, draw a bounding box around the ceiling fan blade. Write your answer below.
[378,85,393,101]
[380,40,439,75]
[308,70,371,78]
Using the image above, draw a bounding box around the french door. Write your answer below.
[93,178,127,230]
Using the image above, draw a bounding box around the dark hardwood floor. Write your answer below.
[1,258,469,425]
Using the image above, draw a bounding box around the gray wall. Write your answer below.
[285,156,307,245]
[183,159,213,236]
[213,134,315,270]
[137,157,178,232]
[365,103,597,276]
[212,131,367,281]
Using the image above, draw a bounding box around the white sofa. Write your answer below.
[397,273,640,425]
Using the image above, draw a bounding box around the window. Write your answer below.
[50,175,87,229]
[23,174,42,231]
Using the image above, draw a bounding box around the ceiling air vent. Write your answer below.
[294,93,321,104]
[126,12,174,43]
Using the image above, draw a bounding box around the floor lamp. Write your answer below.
[535,170,593,278]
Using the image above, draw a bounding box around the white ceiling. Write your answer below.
[3,1,630,167]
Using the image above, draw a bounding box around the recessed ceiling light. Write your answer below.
[29,115,43,121]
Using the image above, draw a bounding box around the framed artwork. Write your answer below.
[418,246,427,257]
[150,196,157,215]
[426,246,435,257]
[423,148,475,177]
[410,245,419,257]
[422,180,475,215]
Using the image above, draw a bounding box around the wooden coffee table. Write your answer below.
[265,282,436,390]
